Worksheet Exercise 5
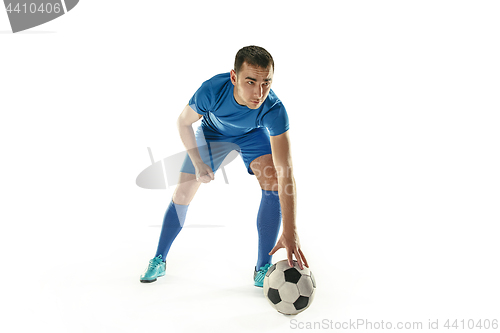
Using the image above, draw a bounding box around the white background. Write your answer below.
[1,1,499,332]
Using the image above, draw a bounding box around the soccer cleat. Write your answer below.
[254,263,272,287]
[140,255,166,283]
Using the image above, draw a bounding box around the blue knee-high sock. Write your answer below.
[154,200,189,261]
[256,189,282,270]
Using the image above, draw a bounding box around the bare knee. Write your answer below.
[172,173,200,205]
[173,185,200,205]
[250,154,279,191]
[260,170,278,191]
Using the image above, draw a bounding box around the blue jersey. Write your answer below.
[188,73,289,137]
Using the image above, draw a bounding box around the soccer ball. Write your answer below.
[263,259,316,315]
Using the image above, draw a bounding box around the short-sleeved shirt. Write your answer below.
[188,73,289,137]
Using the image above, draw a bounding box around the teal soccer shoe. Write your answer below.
[140,255,166,283]
[254,263,272,287]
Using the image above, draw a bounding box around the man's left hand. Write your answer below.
[269,232,308,270]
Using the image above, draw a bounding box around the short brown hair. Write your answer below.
[234,45,274,75]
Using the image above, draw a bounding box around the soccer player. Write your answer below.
[140,46,308,287]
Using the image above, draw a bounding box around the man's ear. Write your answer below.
[230,69,237,85]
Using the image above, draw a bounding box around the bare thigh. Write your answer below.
[172,172,202,205]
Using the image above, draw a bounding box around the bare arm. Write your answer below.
[268,130,308,269]
[177,104,214,182]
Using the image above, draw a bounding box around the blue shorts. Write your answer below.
[180,125,272,175]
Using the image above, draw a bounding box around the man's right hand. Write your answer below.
[194,162,215,183]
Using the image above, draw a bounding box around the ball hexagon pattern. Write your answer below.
[263,259,316,315]
[279,282,300,303]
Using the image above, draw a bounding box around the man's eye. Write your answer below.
[247,81,254,85]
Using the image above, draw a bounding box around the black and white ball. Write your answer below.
[263,259,316,315]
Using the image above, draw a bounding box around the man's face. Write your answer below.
[230,62,273,109]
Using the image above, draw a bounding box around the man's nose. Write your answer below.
[254,85,263,98]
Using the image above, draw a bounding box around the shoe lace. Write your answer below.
[148,255,163,269]
[258,263,272,274]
